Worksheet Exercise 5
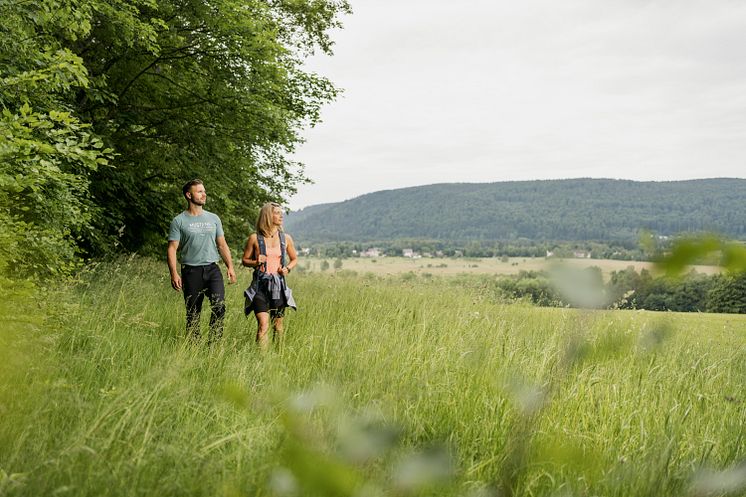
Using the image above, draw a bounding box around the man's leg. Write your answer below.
[182,265,205,339]
[205,263,226,343]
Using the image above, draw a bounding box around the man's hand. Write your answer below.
[227,267,237,284]
[171,273,182,291]
[167,240,181,291]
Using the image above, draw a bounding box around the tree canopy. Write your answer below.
[1,0,350,278]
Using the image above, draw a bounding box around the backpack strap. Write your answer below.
[257,233,267,272]
[279,231,287,269]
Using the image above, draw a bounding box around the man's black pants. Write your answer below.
[181,263,225,341]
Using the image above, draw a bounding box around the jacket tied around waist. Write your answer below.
[244,270,296,316]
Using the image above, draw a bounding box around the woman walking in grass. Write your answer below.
[242,202,297,347]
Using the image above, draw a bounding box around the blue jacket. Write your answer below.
[244,271,296,315]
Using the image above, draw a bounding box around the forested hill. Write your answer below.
[286,178,746,242]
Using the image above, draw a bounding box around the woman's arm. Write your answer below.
[281,234,298,275]
[241,233,264,267]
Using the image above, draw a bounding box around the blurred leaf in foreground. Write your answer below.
[549,264,608,309]
[288,384,338,414]
[217,382,251,410]
[281,441,365,497]
[720,243,746,274]
[689,461,746,497]
[653,234,746,277]
[638,320,674,354]
[392,444,455,494]
[336,413,402,464]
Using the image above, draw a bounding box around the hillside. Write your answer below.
[286,178,746,242]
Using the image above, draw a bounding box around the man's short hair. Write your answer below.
[182,179,203,198]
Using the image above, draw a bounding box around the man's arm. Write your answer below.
[167,240,182,291]
[216,236,237,284]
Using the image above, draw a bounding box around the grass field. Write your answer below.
[302,256,721,280]
[1,257,745,496]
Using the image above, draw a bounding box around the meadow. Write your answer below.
[1,257,745,497]
[303,256,721,280]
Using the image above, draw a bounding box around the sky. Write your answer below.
[288,0,746,210]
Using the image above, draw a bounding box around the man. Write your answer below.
[167,179,236,342]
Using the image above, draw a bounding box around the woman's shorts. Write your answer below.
[249,283,286,318]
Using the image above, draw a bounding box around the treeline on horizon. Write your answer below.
[308,239,652,260]
[286,178,746,244]
[487,267,746,314]
[0,0,351,280]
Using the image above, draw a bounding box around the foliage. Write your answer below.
[0,0,351,278]
[706,273,746,314]
[286,178,746,244]
[494,271,562,307]
[0,1,114,278]
[488,265,746,314]
[69,0,350,255]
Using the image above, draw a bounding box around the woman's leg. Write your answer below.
[255,311,270,348]
[272,315,284,342]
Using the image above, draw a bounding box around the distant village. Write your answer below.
[300,247,597,259]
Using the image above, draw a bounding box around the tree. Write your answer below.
[607,267,643,308]
[1,0,351,278]
[0,0,113,278]
[68,0,351,254]
[706,274,746,314]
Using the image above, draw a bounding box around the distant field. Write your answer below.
[301,256,721,280]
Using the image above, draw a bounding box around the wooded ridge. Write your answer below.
[286,178,746,243]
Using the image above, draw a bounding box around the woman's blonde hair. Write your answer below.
[256,202,282,237]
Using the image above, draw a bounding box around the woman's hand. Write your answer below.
[279,266,290,276]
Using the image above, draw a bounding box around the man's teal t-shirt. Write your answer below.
[168,210,224,266]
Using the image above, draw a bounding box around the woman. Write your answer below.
[242,202,297,347]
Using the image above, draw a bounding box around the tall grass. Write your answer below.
[1,257,745,496]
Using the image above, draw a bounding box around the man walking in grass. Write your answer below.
[167,179,236,342]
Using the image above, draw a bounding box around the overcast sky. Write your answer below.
[288,0,746,210]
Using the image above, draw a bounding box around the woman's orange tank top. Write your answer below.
[264,243,282,274]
